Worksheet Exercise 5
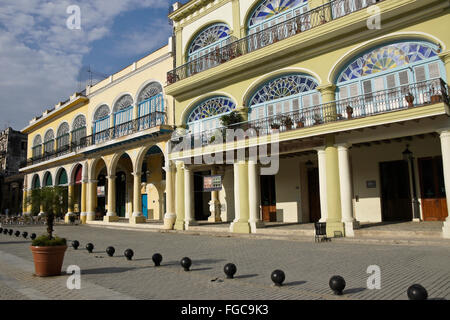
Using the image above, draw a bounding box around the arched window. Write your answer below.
[248,74,320,121]
[187,23,231,61]
[57,169,68,186]
[43,172,53,187]
[247,0,308,34]
[137,83,164,129]
[43,130,55,154]
[72,115,86,144]
[93,105,110,143]
[56,122,70,151]
[336,41,445,116]
[187,96,237,133]
[113,95,134,137]
[32,174,40,189]
[32,135,42,159]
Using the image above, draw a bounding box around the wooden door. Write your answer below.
[380,161,413,221]
[418,157,448,221]
[308,168,321,223]
[116,172,126,218]
[260,175,277,222]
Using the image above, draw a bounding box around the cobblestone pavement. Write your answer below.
[0,224,449,300]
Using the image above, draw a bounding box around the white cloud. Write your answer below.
[0,0,171,130]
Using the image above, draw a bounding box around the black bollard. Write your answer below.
[9,229,13,236]
[72,240,80,250]
[15,231,21,237]
[224,263,237,279]
[180,257,192,271]
[30,233,36,240]
[407,284,428,300]
[86,243,94,253]
[124,249,134,261]
[152,253,163,266]
[106,246,115,257]
[22,232,28,239]
[271,270,286,286]
[329,276,346,295]
[0,227,3,233]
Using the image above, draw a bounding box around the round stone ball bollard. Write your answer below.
[152,253,163,267]
[72,240,80,250]
[106,246,115,257]
[15,231,21,237]
[180,257,192,271]
[22,231,28,239]
[124,249,134,261]
[0,227,3,233]
[224,263,237,279]
[9,229,13,236]
[271,270,286,286]
[30,233,36,240]
[329,276,346,295]
[86,243,94,253]
[407,284,428,300]
[3,229,7,235]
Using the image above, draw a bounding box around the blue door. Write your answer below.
[142,194,148,219]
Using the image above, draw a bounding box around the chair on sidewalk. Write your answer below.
[314,222,331,242]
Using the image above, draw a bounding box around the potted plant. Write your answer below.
[405,92,415,108]
[313,114,322,125]
[220,111,244,128]
[270,122,281,133]
[430,85,442,103]
[282,116,294,130]
[27,186,68,277]
[346,105,354,119]
[297,117,305,128]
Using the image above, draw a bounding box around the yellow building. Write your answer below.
[21,45,175,225]
[165,0,450,238]
[20,0,450,239]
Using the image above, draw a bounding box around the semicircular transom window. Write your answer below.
[188,97,236,122]
[113,95,134,113]
[94,105,110,121]
[57,123,69,138]
[188,23,231,60]
[249,74,318,106]
[138,83,163,103]
[33,135,42,147]
[44,130,54,142]
[337,41,440,83]
[73,115,86,129]
[248,0,308,31]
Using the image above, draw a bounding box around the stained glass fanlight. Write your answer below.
[249,74,318,106]
[57,122,69,137]
[33,135,42,147]
[337,41,439,83]
[187,96,236,123]
[44,129,54,142]
[73,115,86,129]
[188,23,230,57]
[248,0,307,27]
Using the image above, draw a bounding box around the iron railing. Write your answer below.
[167,0,383,84]
[22,111,167,167]
[171,78,449,148]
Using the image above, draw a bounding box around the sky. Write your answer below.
[0,0,178,131]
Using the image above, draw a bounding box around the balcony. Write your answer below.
[171,78,449,149]
[22,111,168,168]
[167,0,383,85]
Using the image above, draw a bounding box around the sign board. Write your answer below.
[366,180,377,189]
[203,175,222,192]
[97,186,105,197]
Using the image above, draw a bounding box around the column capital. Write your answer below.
[315,146,326,153]
[106,175,116,180]
[337,143,352,150]
[132,171,142,177]
[439,50,450,63]
[437,129,450,138]
[317,84,336,94]
[88,179,98,184]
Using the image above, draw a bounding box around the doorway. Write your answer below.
[260,175,276,222]
[194,171,211,221]
[418,157,448,221]
[116,171,126,218]
[308,167,321,223]
[380,160,413,221]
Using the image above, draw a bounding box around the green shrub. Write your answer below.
[32,235,67,247]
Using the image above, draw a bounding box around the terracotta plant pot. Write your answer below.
[297,121,304,128]
[30,245,67,277]
[405,94,415,108]
[431,94,442,103]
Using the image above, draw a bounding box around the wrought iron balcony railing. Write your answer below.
[22,111,168,167]
[167,0,383,85]
[171,78,449,149]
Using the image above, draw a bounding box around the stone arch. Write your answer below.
[55,167,68,186]
[136,81,163,104]
[43,171,53,187]
[112,93,134,114]
[31,174,41,189]
[134,143,166,175]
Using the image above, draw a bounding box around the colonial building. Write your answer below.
[0,127,27,215]
[20,45,175,224]
[165,0,450,237]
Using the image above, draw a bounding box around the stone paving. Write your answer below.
[0,224,449,300]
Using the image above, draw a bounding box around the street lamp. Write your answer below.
[402,145,421,221]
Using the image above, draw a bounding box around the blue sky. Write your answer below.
[0,0,177,130]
